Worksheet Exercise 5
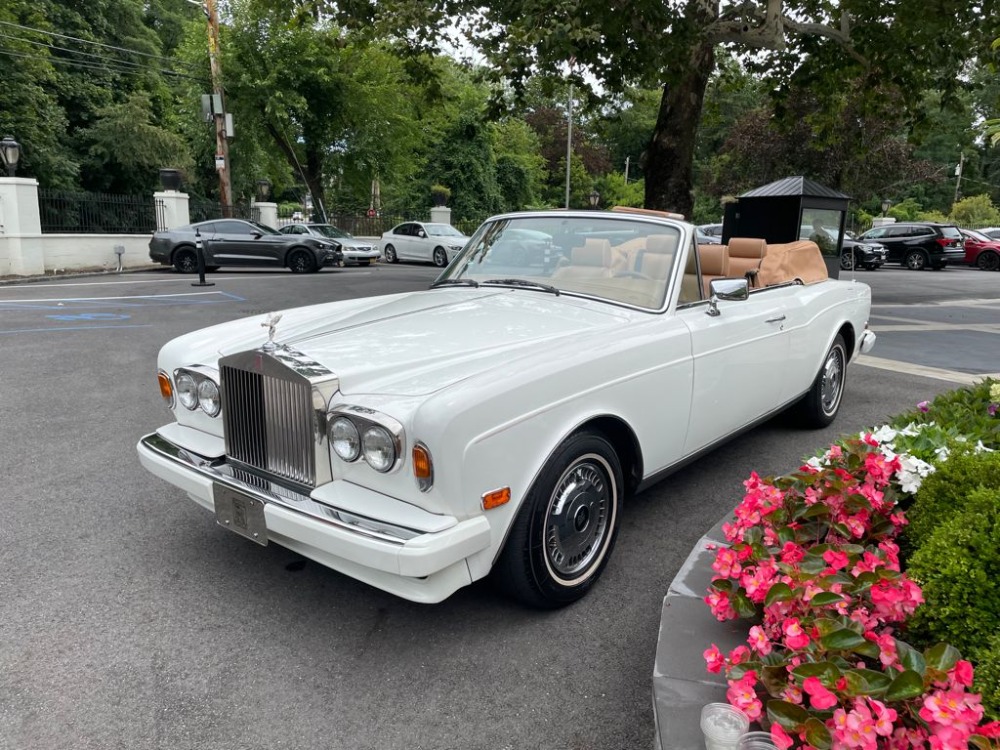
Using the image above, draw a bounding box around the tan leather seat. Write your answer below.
[727,237,767,285]
[698,244,730,297]
[757,240,828,286]
[551,238,613,279]
[635,234,677,279]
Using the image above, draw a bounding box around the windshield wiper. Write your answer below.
[480,278,560,295]
[430,278,479,289]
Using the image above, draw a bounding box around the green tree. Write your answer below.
[950,194,1000,226]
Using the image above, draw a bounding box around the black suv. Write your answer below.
[857,222,965,270]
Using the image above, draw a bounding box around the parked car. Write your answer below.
[698,223,724,240]
[798,225,887,271]
[696,228,721,245]
[856,222,965,270]
[958,229,1000,271]
[977,227,1000,240]
[379,222,469,266]
[279,223,381,266]
[149,219,343,274]
[137,210,875,607]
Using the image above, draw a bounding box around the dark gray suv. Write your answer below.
[857,222,965,270]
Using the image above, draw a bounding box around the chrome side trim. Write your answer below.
[141,432,418,544]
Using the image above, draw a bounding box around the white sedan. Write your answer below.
[137,210,875,607]
[379,221,469,266]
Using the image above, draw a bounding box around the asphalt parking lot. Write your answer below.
[0,262,997,750]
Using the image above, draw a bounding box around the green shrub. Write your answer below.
[891,378,1000,451]
[970,632,1000,721]
[906,487,1000,658]
[903,451,1000,551]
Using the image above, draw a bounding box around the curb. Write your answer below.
[0,266,165,286]
[652,516,745,750]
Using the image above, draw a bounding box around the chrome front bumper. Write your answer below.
[137,431,491,603]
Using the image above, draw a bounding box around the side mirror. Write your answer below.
[418,230,426,238]
[251,230,263,239]
[706,277,749,317]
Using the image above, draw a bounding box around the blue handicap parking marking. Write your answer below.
[46,312,132,321]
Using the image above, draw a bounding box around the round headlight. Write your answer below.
[330,417,361,461]
[176,373,198,410]
[362,425,396,472]
[197,378,221,417]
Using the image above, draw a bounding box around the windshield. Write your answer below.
[312,224,351,239]
[425,223,465,237]
[439,215,684,310]
[250,221,281,235]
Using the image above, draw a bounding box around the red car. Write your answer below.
[960,229,1000,271]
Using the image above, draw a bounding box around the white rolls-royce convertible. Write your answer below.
[137,209,875,607]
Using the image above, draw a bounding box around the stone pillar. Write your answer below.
[252,201,278,228]
[153,190,190,230]
[430,206,452,225]
[871,217,896,228]
[0,177,44,276]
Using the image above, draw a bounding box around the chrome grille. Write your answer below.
[221,362,315,486]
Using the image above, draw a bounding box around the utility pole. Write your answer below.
[564,82,573,209]
[624,156,630,186]
[953,152,964,205]
[204,0,232,213]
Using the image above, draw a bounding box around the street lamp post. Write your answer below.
[588,189,601,209]
[256,179,272,202]
[881,199,891,217]
[0,136,21,177]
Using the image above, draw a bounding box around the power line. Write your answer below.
[0,46,207,83]
[0,19,202,71]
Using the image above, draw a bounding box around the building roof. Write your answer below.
[740,176,851,200]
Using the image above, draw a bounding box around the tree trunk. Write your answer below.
[644,40,717,218]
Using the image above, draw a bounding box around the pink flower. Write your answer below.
[869,697,898,736]
[951,660,974,688]
[703,644,725,674]
[989,403,998,417]
[712,547,742,578]
[918,400,930,412]
[823,549,849,571]
[978,721,1000,739]
[771,724,794,750]
[781,685,803,705]
[876,633,899,668]
[780,542,805,565]
[727,671,762,720]
[748,625,772,656]
[728,645,750,665]
[782,618,811,650]
[802,676,838,710]
[705,589,737,621]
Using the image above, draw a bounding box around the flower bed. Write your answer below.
[702,380,1000,749]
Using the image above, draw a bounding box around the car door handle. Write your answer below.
[766,315,786,324]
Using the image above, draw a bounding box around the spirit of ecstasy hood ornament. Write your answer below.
[261,312,283,351]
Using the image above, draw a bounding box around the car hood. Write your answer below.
[216,290,630,396]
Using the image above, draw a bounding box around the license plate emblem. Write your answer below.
[213,484,268,546]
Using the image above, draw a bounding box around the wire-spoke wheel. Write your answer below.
[433,246,448,267]
[384,244,397,263]
[494,431,622,608]
[795,334,847,428]
[172,247,198,274]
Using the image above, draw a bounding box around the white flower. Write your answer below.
[806,455,825,469]
[934,446,951,462]
[989,383,1000,402]
[871,425,898,444]
[974,441,994,454]
[895,453,936,494]
[897,422,923,437]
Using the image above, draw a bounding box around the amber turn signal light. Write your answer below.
[412,444,433,491]
[157,370,173,405]
[482,487,511,510]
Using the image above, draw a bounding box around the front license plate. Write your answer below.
[213,484,268,546]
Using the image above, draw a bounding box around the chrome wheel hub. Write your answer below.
[820,348,844,414]
[544,458,611,580]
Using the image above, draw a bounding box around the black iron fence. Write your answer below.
[188,198,258,225]
[39,189,157,234]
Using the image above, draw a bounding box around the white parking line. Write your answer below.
[856,355,1000,385]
